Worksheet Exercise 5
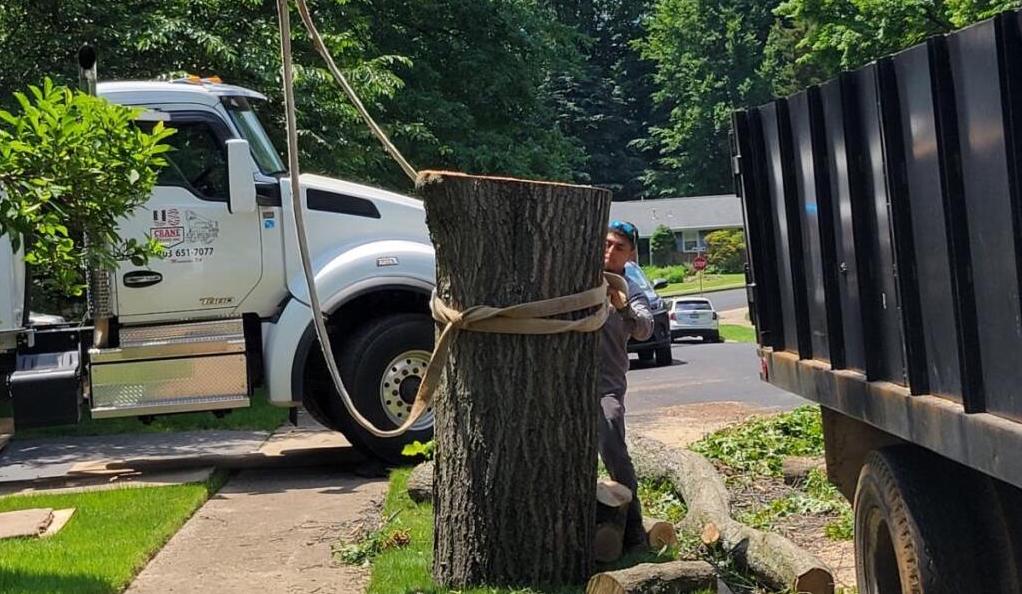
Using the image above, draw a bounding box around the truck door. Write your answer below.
[116,111,263,321]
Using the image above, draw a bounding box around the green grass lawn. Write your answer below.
[363,469,712,594]
[0,473,226,594]
[658,274,745,297]
[16,389,289,439]
[720,324,756,344]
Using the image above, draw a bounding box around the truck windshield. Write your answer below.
[223,96,287,176]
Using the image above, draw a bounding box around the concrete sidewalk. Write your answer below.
[125,468,386,594]
[0,412,362,493]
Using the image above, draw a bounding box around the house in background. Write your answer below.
[608,194,743,265]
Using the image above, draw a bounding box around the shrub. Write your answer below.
[704,229,746,273]
[0,78,173,299]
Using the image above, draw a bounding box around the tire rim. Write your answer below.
[379,349,434,431]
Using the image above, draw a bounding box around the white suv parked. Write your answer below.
[669,297,721,343]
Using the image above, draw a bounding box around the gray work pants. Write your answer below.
[598,392,644,544]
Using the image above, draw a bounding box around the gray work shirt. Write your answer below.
[599,275,654,398]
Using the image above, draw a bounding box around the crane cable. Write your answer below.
[275,0,414,438]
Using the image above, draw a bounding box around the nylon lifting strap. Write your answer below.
[396,272,629,433]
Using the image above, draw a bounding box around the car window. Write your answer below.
[675,300,712,311]
[157,121,229,201]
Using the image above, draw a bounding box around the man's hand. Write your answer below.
[608,286,628,311]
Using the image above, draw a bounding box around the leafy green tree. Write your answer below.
[772,0,1022,82]
[0,79,173,297]
[650,224,675,265]
[366,0,585,184]
[636,0,781,197]
[0,0,412,188]
[547,0,659,199]
[705,228,745,273]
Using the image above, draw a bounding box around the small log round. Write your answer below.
[586,560,716,594]
[643,517,678,550]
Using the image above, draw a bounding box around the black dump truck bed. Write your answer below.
[732,9,1022,494]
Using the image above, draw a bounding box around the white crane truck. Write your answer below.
[0,77,436,462]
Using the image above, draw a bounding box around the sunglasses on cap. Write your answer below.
[609,220,639,246]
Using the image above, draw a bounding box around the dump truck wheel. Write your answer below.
[854,446,983,594]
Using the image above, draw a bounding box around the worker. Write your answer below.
[601,219,655,550]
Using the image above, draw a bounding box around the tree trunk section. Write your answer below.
[419,171,612,587]
[585,561,717,594]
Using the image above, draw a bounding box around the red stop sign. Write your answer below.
[693,255,708,271]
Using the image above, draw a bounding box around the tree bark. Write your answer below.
[585,561,717,594]
[419,171,612,587]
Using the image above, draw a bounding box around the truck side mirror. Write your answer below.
[226,139,257,214]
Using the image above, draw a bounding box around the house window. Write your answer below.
[682,230,706,253]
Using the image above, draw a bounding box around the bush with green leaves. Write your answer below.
[0,79,173,298]
[704,228,745,273]
[642,264,690,284]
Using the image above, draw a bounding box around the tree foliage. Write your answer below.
[649,224,675,266]
[547,0,659,199]
[705,228,745,273]
[636,0,1022,197]
[637,0,780,197]
[0,0,583,190]
[0,79,173,296]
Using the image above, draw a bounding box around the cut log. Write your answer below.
[586,561,716,594]
[643,517,677,549]
[782,456,826,485]
[628,434,835,594]
[598,479,633,508]
[594,523,626,563]
[596,480,631,563]
[699,521,721,548]
[421,172,612,587]
[407,461,434,504]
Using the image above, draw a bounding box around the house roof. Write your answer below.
[609,195,743,237]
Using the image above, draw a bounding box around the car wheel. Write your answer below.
[655,346,672,366]
[638,349,654,362]
[711,331,722,343]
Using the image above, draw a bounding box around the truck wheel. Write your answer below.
[324,313,435,464]
[854,447,984,594]
[655,346,672,366]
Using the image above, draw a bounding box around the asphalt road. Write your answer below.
[625,339,806,414]
[666,287,748,312]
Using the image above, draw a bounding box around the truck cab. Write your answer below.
[3,77,436,462]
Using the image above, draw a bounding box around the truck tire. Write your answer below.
[854,446,989,594]
[323,313,435,464]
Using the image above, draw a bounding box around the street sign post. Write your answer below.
[693,255,708,294]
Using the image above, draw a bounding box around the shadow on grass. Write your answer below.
[0,569,117,594]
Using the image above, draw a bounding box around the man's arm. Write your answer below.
[620,287,654,341]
